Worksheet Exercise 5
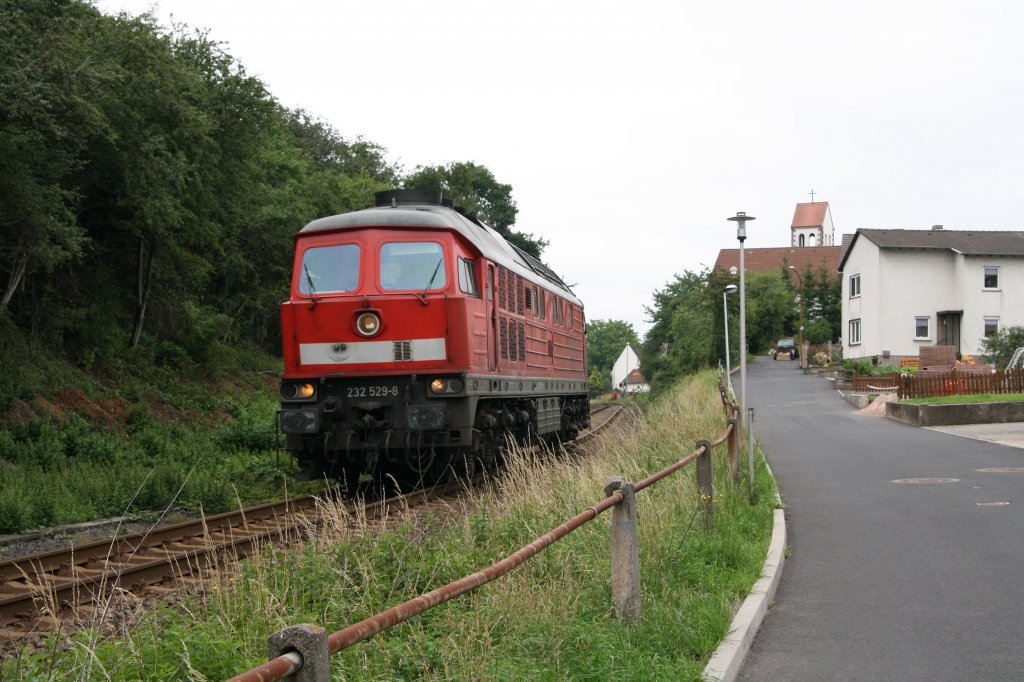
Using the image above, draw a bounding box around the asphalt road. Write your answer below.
[737,356,1024,681]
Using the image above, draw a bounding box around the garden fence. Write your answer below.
[851,368,1024,399]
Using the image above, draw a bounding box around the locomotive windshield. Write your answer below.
[380,242,446,291]
[298,244,360,294]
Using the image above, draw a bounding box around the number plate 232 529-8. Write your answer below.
[346,385,399,399]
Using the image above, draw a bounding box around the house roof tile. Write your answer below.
[857,228,1024,255]
[713,245,844,275]
[625,369,646,384]
[839,228,1024,270]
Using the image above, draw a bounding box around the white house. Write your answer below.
[611,345,643,393]
[623,368,651,394]
[839,227,1024,360]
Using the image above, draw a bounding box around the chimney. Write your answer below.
[932,224,944,231]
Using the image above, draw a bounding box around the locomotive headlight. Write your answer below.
[355,311,381,337]
[280,382,316,401]
[429,377,464,394]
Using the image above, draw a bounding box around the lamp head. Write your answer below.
[724,284,738,294]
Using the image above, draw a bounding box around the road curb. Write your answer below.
[701,507,787,682]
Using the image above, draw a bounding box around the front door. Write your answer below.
[937,312,962,354]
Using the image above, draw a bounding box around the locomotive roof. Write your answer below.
[299,203,581,304]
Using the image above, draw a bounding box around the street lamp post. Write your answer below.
[788,266,805,369]
[723,284,737,393]
[727,211,755,427]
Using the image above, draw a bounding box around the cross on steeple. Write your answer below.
[809,188,817,203]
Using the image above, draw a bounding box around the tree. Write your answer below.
[586,319,639,379]
[745,270,793,353]
[403,162,547,257]
[588,366,607,395]
[0,0,97,309]
[640,269,715,389]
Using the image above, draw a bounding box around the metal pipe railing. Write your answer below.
[229,374,742,682]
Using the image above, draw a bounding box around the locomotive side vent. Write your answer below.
[393,340,412,361]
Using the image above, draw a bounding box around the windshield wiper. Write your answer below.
[304,264,320,309]
[418,258,443,305]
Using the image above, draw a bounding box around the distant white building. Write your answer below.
[611,345,648,394]
[839,227,1024,359]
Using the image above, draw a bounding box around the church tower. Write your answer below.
[791,199,835,247]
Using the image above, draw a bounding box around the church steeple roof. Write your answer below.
[792,201,829,228]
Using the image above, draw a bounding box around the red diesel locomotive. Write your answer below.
[278,189,589,490]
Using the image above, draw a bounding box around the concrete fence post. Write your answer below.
[695,439,714,529]
[604,476,641,623]
[726,417,739,483]
[268,624,330,682]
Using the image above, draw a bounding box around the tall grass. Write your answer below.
[1,371,778,680]
[0,394,316,533]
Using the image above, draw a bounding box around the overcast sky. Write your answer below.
[96,0,1024,336]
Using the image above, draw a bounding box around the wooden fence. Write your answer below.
[852,368,1024,399]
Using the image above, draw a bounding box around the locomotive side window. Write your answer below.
[532,287,539,317]
[568,304,574,329]
[380,242,446,291]
[539,289,546,320]
[486,267,493,300]
[299,244,360,294]
[458,258,478,297]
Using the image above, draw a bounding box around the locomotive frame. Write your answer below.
[278,189,589,491]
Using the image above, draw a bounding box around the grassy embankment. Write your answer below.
[0,323,317,534]
[902,392,1024,405]
[3,370,778,681]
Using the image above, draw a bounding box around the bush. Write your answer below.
[981,326,1024,368]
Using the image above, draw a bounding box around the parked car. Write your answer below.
[773,337,797,360]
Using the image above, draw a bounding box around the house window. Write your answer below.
[984,317,1000,338]
[984,266,999,289]
[799,234,805,247]
[849,318,861,345]
[849,274,861,298]
[914,316,930,340]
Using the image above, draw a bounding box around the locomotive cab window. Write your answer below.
[458,258,478,297]
[380,242,446,291]
[299,243,360,295]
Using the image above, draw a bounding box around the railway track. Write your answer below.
[0,404,624,639]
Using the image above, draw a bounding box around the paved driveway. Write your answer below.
[737,356,1024,681]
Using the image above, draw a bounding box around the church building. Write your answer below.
[714,200,848,275]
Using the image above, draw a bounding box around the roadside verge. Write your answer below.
[701,507,786,682]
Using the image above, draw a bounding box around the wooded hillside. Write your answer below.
[0,0,538,394]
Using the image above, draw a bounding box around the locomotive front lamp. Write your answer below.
[430,377,465,394]
[355,311,381,337]
[280,382,316,401]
